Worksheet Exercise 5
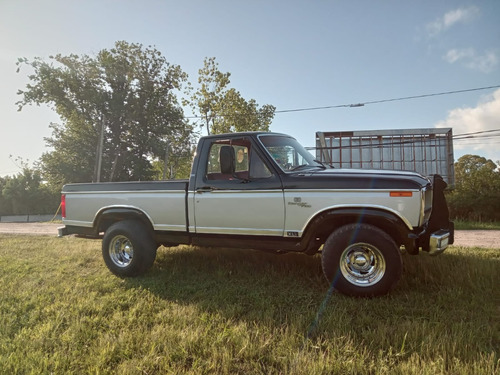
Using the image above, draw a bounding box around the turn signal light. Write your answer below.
[390,191,413,197]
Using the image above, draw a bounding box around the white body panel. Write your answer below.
[283,189,421,236]
[63,190,186,232]
[64,188,422,238]
[191,190,285,236]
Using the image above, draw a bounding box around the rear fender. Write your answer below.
[95,207,155,235]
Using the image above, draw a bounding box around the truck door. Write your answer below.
[192,138,285,236]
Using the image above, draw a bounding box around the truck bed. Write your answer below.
[62,180,188,232]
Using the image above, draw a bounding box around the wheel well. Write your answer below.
[95,208,154,235]
[304,208,410,250]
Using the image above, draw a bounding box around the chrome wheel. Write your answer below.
[339,243,386,287]
[109,235,134,268]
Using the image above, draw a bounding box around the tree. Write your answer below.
[0,177,11,215]
[17,41,194,185]
[190,57,275,135]
[447,154,500,221]
[1,167,59,215]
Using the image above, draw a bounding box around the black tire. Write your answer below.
[102,220,157,277]
[321,223,402,297]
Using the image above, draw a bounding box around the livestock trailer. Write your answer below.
[315,128,455,185]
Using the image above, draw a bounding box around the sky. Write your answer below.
[1,0,499,177]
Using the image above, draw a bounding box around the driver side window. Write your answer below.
[205,142,272,181]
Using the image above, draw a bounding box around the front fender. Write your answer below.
[298,207,414,254]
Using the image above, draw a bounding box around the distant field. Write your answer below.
[454,220,500,230]
[0,235,498,374]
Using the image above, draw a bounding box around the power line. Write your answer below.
[309,129,500,151]
[275,85,500,114]
[453,128,500,139]
[186,85,500,119]
[454,138,500,145]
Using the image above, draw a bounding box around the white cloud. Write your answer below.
[443,7,478,28]
[444,48,474,63]
[443,49,498,73]
[426,6,479,37]
[466,51,499,73]
[436,89,500,159]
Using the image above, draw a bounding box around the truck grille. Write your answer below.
[421,185,433,226]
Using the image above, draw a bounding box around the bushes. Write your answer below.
[0,168,59,216]
[446,154,500,222]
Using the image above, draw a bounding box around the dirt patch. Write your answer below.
[452,230,499,249]
[0,223,61,236]
[0,223,498,249]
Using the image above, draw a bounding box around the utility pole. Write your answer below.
[163,141,169,180]
[94,115,105,182]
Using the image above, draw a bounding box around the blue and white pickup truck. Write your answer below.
[59,132,454,297]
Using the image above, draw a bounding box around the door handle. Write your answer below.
[196,186,215,193]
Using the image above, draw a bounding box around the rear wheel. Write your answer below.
[321,224,402,297]
[102,220,157,277]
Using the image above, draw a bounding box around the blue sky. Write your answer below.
[1,0,499,177]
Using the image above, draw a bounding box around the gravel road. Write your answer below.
[0,223,498,249]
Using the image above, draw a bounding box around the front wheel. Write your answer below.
[321,224,402,297]
[102,220,157,277]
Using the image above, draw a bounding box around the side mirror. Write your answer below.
[219,145,235,175]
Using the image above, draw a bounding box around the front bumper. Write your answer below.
[411,221,454,255]
[429,229,451,255]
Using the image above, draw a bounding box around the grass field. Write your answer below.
[453,220,500,230]
[0,235,498,374]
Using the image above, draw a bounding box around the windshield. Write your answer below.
[258,135,324,172]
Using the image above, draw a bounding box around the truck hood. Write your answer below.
[284,168,431,190]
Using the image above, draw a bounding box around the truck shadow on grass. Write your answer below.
[127,246,328,321]
[122,245,499,362]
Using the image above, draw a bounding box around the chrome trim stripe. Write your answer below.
[65,190,185,195]
[193,189,282,194]
[194,227,283,236]
[283,189,420,193]
[62,219,93,228]
[154,224,187,232]
[189,188,420,193]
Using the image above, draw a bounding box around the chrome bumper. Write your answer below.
[429,229,450,255]
[58,226,68,237]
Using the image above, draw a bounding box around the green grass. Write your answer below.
[453,220,500,230]
[0,235,498,374]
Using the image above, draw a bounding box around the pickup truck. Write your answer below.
[59,132,454,297]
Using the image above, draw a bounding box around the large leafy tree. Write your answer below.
[190,57,275,135]
[447,154,500,221]
[17,41,194,185]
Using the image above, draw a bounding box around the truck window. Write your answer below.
[235,146,249,172]
[249,150,272,179]
[206,142,272,180]
[259,134,322,172]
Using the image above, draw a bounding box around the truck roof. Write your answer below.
[200,131,292,140]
